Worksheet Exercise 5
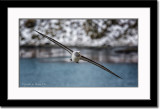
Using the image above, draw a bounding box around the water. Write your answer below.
[20,58,138,87]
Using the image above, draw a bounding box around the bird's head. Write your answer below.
[74,51,81,57]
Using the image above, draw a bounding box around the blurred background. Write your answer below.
[19,19,138,87]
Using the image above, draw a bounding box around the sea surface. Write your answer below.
[20,58,138,87]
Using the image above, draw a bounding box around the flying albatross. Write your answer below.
[34,30,122,79]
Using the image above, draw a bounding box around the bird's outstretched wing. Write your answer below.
[80,55,122,79]
[34,30,73,54]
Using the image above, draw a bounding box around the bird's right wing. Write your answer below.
[35,30,73,54]
[80,55,122,79]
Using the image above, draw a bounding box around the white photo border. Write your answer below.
[8,8,150,100]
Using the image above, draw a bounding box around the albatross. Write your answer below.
[34,30,122,79]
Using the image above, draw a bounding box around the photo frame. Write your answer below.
[1,0,157,107]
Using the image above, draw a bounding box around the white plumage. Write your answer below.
[71,51,81,63]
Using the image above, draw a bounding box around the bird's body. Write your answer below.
[71,51,81,63]
[35,30,122,79]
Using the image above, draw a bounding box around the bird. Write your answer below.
[34,30,122,79]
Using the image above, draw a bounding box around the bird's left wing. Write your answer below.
[34,30,73,54]
[80,55,122,79]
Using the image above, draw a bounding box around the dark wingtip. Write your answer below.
[116,75,123,79]
[34,30,45,37]
[112,73,122,79]
[34,30,56,36]
[119,76,123,79]
[34,30,39,33]
[33,30,46,39]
